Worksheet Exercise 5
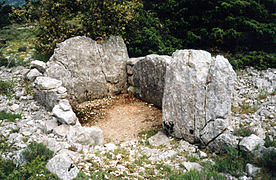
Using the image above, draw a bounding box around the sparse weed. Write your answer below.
[0,111,22,122]
[233,124,256,137]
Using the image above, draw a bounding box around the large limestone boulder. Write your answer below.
[45,36,128,102]
[162,50,236,146]
[132,54,172,108]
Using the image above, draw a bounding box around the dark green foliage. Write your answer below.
[0,1,12,28]
[226,51,276,70]
[0,111,22,122]
[0,157,16,179]
[0,57,14,67]
[11,0,276,70]
[18,46,26,52]
[214,146,246,177]
[0,80,14,97]
[22,141,54,163]
[258,149,276,176]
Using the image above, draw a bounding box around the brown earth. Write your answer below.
[75,94,162,142]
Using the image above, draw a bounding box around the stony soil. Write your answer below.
[76,94,162,142]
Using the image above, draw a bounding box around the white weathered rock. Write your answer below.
[67,126,104,145]
[246,163,261,177]
[104,143,117,151]
[45,36,128,102]
[34,77,62,90]
[162,50,236,148]
[46,153,79,180]
[10,104,20,112]
[45,120,59,133]
[26,68,41,81]
[53,124,70,137]
[132,54,172,107]
[239,134,265,152]
[181,162,203,171]
[148,131,171,147]
[30,60,47,73]
[52,103,77,125]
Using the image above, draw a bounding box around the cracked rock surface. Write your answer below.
[162,50,236,148]
[45,36,128,102]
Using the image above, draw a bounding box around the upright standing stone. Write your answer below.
[132,54,172,108]
[45,36,128,102]
[162,50,236,146]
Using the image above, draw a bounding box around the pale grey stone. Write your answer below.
[30,60,47,73]
[45,120,59,133]
[133,54,172,108]
[246,163,261,177]
[239,134,265,152]
[104,143,117,151]
[162,50,236,147]
[26,68,41,81]
[200,118,229,145]
[181,162,203,171]
[149,150,177,161]
[10,104,20,112]
[46,153,79,180]
[198,151,207,158]
[67,126,104,145]
[34,88,61,110]
[34,77,62,90]
[12,149,26,167]
[53,124,70,137]
[148,131,171,147]
[45,36,128,102]
[178,140,197,152]
[52,103,77,125]
[207,130,238,153]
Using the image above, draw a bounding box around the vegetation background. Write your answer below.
[0,0,275,70]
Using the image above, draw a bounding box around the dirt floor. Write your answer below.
[75,94,162,142]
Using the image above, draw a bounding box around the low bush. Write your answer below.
[22,141,54,163]
[258,149,276,177]
[213,146,246,177]
[169,169,226,180]
[0,80,14,97]
[1,156,58,180]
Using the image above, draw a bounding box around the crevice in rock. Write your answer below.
[203,127,227,147]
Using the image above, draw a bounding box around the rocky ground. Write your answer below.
[0,63,275,179]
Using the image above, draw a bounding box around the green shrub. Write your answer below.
[214,146,246,177]
[258,149,276,176]
[226,51,276,70]
[0,111,22,122]
[0,80,15,97]
[0,157,16,179]
[5,156,58,180]
[22,141,54,163]
[169,169,226,180]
